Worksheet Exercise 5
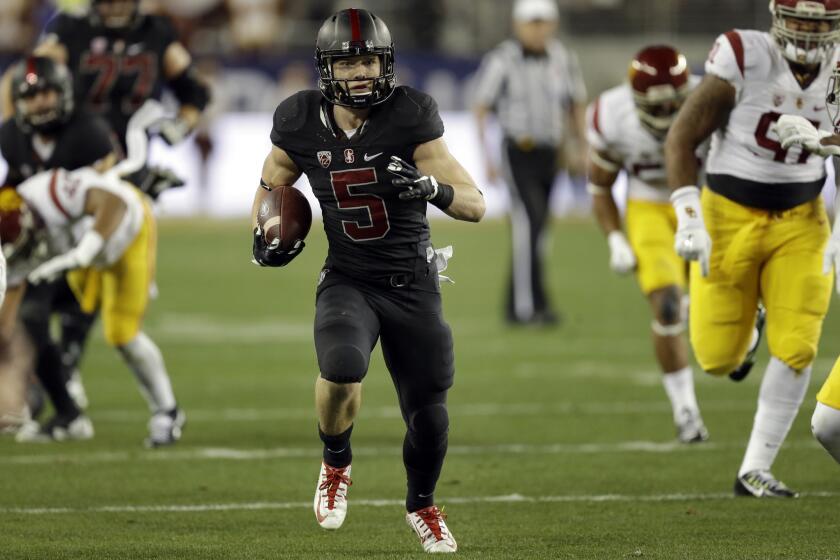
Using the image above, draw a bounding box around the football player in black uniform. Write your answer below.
[0,56,118,440]
[252,9,484,554]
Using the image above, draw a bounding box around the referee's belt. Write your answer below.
[508,137,554,152]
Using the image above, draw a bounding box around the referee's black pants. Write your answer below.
[501,139,558,323]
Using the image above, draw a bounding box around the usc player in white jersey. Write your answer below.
[665,0,840,497]
[0,163,183,447]
[586,45,709,443]
[775,61,840,466]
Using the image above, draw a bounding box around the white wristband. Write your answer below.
[670,185,704,228]
[72,230,105,267]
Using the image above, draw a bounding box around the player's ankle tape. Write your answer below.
[431,183,455,210]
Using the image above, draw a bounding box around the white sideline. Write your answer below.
[3,491,839,515]
[0,439,822,466]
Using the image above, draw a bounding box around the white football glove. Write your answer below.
[606,230,636,275]
[28,231,104,285]
[774,114,840,157]
[671,186,712,277]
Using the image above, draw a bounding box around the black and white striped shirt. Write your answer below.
[473,39,586,147]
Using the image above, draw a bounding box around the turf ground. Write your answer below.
[1,217,839,559]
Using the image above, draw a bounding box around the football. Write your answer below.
[257,185,312,250]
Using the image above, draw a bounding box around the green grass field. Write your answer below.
[1,218,839,559]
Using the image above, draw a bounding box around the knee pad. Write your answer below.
[812,402,840,448]
[319,343,369,384]
[657,289,683,325]
[651,288,685,337]
[407,403,449,449]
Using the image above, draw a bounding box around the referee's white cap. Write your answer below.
[513,0,559,22]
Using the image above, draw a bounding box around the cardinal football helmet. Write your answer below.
[628,45,691,138]
[0,188,40,261]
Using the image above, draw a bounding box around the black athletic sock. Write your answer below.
[59,310,97,379]
[319,424,353,468]
[33,338,80,419]
[404,430,448,512]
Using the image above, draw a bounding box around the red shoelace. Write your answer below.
[319,465,352,509]
[414,505,447,540]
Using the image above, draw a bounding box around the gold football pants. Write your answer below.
[626,199,687,295]
[67,196,157,347]
[689,189,831,374]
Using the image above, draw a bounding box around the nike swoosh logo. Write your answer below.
[364,152,383,162]
[315,493,328,523]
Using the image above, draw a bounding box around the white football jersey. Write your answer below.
[17,167,144,267]
[586,79,703,203]
[704,29,837,184]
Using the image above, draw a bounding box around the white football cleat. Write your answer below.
[145,408,186,448]
[313,462,352,530]
[675,407,709,444]
[406,505,457,553]
[15,414,94,443]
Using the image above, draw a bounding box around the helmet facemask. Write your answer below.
[633,85,689,139]
[317,50,395,109]
[827,62,840,131]
[90,0,141,30]
[770,0,840,65]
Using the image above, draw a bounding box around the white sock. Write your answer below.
[812,401,840,465]
[738,357,810,476]
[662,366,700,422]
[118,332,177,413]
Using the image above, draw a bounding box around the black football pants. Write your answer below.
[501,139,558,322]
[314,268,454,511]
[19,277,96,418]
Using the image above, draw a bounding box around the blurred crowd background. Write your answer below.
[0,0,773,113]
[0,1,779,217]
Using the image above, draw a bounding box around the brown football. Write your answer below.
[257,186,312,250]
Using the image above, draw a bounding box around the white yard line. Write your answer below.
[3,491,839,515]
[0,439,822,466]
[89,400,756,423]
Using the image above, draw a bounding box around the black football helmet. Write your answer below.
[10,56,74,134]
[89,0,142,30]
[315,8,396,108]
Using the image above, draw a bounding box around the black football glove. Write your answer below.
[251,227,304,267]
[387,156,455,209]
[387,156,441,200]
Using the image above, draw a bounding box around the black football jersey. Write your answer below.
[270,86,444,282]
[0,109,115,186]
[45,13,178,151]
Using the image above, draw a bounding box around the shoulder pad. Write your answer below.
[389,86,436,129]
[273,91,318,133]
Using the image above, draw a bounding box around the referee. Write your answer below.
[473,0,587,326]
